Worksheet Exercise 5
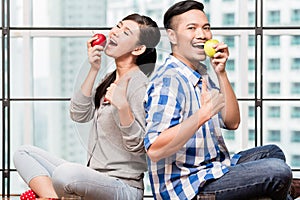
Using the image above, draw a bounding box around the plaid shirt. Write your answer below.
[144,55,234,200]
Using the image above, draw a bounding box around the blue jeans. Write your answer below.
[199,145,292,200]
[13,145,143,200]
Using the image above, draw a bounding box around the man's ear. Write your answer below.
[132,45,146,56]
[166,29,177,45]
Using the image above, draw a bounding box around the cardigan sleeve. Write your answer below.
[69,90,96,123]
[111,72,148,154]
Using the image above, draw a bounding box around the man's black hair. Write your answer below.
[163,0,204,29]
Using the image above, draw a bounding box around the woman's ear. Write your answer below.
[132,45,146,56]
[166,29,177,45]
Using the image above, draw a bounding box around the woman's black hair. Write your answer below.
[123,14,161,77]
[94,13,161,108]
[94,71,116,108]
[164,0,204,29]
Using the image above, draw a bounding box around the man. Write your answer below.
[144,1,298,199]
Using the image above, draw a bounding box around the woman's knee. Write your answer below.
[52,163,78,185]
[52,163,83,196]
[13,145,34,166]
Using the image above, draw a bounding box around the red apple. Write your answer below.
[91,33,107,47]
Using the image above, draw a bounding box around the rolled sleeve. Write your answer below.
[144,76,183,150]
[69,90,95,123]
[112,77,148,153]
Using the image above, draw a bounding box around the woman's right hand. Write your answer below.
[87,36,104,71]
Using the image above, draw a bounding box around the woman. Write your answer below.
[14,13,161,200]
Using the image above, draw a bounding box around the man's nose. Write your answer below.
[195,28,205,39]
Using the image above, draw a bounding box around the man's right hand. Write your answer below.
[200,79,225,119]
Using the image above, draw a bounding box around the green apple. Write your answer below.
[204,39,219,57]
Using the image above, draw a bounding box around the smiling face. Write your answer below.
[105,20,141,59]
[167,9,212,68]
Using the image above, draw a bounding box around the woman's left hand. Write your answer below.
[105,75,131,109]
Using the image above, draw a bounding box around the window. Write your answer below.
[226,59,235,71]
[268,106,280,118]
[267,35,280,46]
[291,9,300,23]
[249,106,255,117]
[231,82,236,91]
[291,131,300,143]
[248,35,255,47]
[291,36,300,45]
[248,59,255,71]
[224,130,235,140]
[268,130,281,142]
[206,13,210,22]
[291,107,300,118]
[291,155,300,167]
[248,12,255,26]
[224,36,235,48]
[249,129,255,141]
[291,82,300,94]
[291,58,300,70]
[7,0,300,197]
[267,10,280,25]
[223,13,235,25]
[248,82,255,94]
[268,58,280,70]
[268,82,280,94]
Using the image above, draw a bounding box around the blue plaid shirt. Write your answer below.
[144,55,237,200]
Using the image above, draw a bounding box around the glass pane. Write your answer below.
[144,173,153,196]
[263,34,300,98]
[0,35,2,95]
[6,0,300,196]
[0,102,2,167]
[224,101,257,155]
[206,33,256,99]
[264,0,300,27]
[10,171,27,196]
[10,33,115,98]
[263,101,300,169]
[10,101,87,164]
[11,0,107,27]
[10,0,257,27]
[12,0,168,27]
[205,0,255,27]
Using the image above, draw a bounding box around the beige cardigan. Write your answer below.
[69,70,148,189]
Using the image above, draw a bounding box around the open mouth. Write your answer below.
[108,38,117,46]
[192,43,205,49]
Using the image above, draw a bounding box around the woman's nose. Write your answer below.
[112,30,118,37]
[110,28,120,37]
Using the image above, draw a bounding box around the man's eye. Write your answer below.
[124,31,129,36]
[203,27,211,31]
[188,27,196,30]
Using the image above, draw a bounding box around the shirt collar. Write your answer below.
[168,54,207,87]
